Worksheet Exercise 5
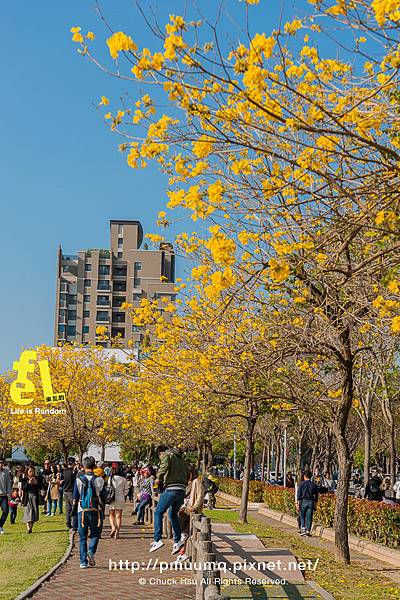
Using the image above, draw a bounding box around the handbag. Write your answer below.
[104,475,116,504]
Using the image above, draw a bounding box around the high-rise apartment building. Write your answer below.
[54,220,176,353]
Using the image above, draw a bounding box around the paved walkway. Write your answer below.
[32,510,195,600]
[30,504,331,600]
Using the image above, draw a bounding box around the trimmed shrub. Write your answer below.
[218,478,400,548]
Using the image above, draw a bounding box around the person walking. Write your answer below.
[0,457,11,534]
[365,470,383,501]
[63,458,78,532]
[294,472,305,533]
[72,456,105,569]
[21,466,40,533]
[149,446,188,554]
[107,465,129,538]
[133,467,154,525]
[56,464,64,514]
[177,466,204,562]
[393,478,400,504]
[8,489,20,524]
[285,472,295,488]
[46,464,61,516]
[296,470,319,536]
[38,459,52,514]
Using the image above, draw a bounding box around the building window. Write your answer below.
[118,224,123,234]
[113,266,127,277]
[118,238,123,247]
[96,311,109,322]
[117,251,123,258]
[113,312,125,323]
[59,309,66,319]
[133,277,141,288]
[84,279,91,287]
[132,325,142,332]
[83,310,90,318]
[60,283,68,292]
[83,325,89,334]
[114,281,126,292]
[112,296,126,308]
[62,265,71,273]
[58,324,66,334]
[134,262,142,271]
[99,264,110,275]
[97,295,110,306]
[132,293,141,302]
[69,295,77,305]
[97,280,110,291]
[111,327,125,338]
[68,310,77,320]
[85,263,92,271]
[67,325,76,336]
[133,340,141,348]
[84,294,90,303]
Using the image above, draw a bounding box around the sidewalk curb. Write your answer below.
[308,580,336,600]
[15,531,75,600]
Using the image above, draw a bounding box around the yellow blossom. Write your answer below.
[268,258,290,283]
[107,31,137,59]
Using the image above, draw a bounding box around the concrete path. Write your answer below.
[212,522,328,599]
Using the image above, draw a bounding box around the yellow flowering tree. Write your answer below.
[71,0,400,562]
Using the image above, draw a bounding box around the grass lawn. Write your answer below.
[0,509,69,600]
[205,508,400,600]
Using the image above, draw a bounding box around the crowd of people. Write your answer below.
[0,447,208,570]
[2,450,398,569]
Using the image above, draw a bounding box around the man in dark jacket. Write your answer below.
[365,471,383,501]
[62,457,77,532]
[150,446,188,555]
[296,470,319,536]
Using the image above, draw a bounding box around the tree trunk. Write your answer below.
[275,438,281,479]
[196,443,202,471]
[332,325,353,564]
[61,440,70,463]
[100,443,106,462]
[388,417,396,488]
[265,440,270,481]
[363,413,372,486]
[239,415,256,523]
[333,431,352,564]
[206,440,214,471]
[261,441,269,481]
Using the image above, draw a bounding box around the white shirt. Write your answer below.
[393,481,400,500]
[108,475,130,505]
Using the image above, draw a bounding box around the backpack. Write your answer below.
[103,475,116,505]
[79,475,99,510]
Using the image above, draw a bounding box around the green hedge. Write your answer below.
[218,478,400,548]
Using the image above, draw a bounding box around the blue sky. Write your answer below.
[0,0,314,371]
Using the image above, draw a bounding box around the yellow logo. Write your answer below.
[10,350,66,406]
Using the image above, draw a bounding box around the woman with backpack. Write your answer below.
[107,465,129,538]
